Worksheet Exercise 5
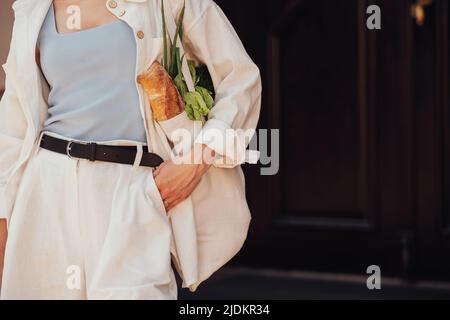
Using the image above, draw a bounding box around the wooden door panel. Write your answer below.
[267,0,379,232]
[233,0,416,278]
[415,0,450,280]
[281,0,367,218]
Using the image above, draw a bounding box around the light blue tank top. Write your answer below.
[37,4,147,143]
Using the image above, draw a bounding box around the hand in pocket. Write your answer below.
[153,153,211,212]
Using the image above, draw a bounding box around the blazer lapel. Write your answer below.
[13,0,53,136]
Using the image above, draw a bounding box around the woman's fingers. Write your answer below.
[152,158,209,213]
[163,199,172,212]
[162,177,202,212]
[153,161,168,177]
[162,190,180,212]
[164,195,180,212]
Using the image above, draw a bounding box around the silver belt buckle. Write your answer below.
[66,140,75,159]
[66,139,94,160]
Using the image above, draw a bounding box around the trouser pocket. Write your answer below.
[87,145,175,299]
[145,170,167,217]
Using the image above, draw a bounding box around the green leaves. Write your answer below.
[188,60,197,85]
[184,91,210,120]
[195,86,214,110]
[169,2,185,78]
[182,86,214,121]
[174,73,188,97]
[160,0,216,121]
[161,0,186,79]
[195,64,215,99]
[161,0,169,71]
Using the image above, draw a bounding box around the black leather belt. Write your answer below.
[39,134,164,168]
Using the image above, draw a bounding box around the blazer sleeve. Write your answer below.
[160,0,262,168]
[0,36,28,222]
[186,1,262,168]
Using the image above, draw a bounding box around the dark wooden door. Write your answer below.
[414,0,450,280]
[216,0,450,281]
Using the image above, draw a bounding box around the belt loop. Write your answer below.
[33,130,46,157]
[133,143,144,169]
[125,143,144,185]
[124,143,144,186]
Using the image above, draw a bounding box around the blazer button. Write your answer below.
[137,31,145,39]
[108,0,118,9]
[118,9,126,17]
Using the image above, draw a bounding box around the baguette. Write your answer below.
[137,61,185,121]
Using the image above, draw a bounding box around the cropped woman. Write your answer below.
[0,0,261,299]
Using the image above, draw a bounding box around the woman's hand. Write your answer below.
[153,144,215,212]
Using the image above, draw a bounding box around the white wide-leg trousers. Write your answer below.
[1,131,177,300]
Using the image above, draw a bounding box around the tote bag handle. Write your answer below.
[163,0,196,93]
